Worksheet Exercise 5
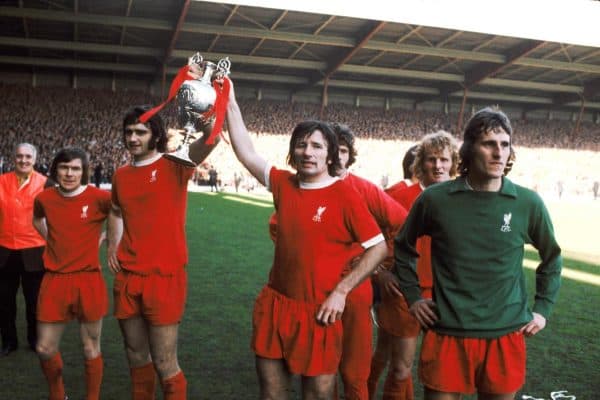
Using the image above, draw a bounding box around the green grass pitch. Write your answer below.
[1,191,597,399]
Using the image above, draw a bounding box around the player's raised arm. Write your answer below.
[188,121,220,165]
[225,79,268,186]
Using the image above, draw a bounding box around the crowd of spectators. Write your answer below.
[1,84,599,199]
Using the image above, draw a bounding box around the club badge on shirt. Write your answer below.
[501,212,512,232]
[312,206,326,222]
[81,205,89,219]
[150,169,158,183]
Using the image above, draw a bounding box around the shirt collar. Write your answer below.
[299,176,339,189]
[58,185,87,198]
[16,171,33,189]
[448,176,517,198]
[132,153,162,167]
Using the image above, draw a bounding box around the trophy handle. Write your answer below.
[189,52,203,66]
[215,57,231,79]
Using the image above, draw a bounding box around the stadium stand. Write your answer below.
[1,84,599,199]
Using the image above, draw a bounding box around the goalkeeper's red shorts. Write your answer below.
[113,269,187,325]
[419,330,526,394]
[252,285,343,376]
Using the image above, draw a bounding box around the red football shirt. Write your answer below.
[112,156,194,275]
[387,183,433,290]
[344,172,407,256]
[384,180,409,201]
[268,167,384,303]
[34,186,111,273]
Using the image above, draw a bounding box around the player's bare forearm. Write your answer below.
[107,206,123,273]
[316,241,387,325]
[335,240,387,296]
[188,122,220,165]
[32,216,48,240]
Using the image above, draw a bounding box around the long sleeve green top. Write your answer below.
[394,176,562,338]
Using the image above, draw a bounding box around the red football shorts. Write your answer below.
[419,330,526,394]
[377,288,432,338]
[252,285,343,376]
[37,270,108,323]
[113,269,187,325]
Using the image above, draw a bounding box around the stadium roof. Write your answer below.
[1,0,600,113]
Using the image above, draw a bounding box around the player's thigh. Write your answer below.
[478,392,516,400]
[372,326,393,359]
[119,316,151,366]
[147,323,180,378]
[301,374,336,400]
[80,319,103,357]
[147,323,179,356]
[36,321,67,357]
[119,316,150,352]
[424,387,463,400]
[255,356,291,400]
[390,335,419,371]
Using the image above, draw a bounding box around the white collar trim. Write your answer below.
[58,185,87,197]
[299,176,339,189]
[132,153,162,167]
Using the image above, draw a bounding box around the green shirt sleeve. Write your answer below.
[393,192,427,306]
[528,194,562,319]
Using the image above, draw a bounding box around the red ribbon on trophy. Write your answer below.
[139,59,230,146]
[139,64,194,124]
[206,77,230,145]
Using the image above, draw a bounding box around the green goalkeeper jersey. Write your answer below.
[394,176,562,338]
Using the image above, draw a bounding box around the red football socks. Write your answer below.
[84,354,103,400]
[162,370,187,400]
[130,362,157,400]
[40,352,66,400]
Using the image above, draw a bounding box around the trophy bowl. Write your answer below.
[164,54,231,167]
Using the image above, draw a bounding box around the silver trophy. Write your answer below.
[164,53,231,167]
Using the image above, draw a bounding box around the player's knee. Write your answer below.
[82,342,101,360]
[125,346,151,366]
[152,353,179,379]
[388,361,412,381]
[304,379,336,400]
[36,342,58,360]
[259,385,289,400]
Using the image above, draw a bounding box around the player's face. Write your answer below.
[293,130,331,183]
[124,123,156,161]
[15,145,35,176]
[421,147,453,187]
[338,143,350,171]
[469,128,511,182]
[56,159,83,192]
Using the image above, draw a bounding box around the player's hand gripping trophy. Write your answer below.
[164,53,231,167]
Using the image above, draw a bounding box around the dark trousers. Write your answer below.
[0,250,44,349]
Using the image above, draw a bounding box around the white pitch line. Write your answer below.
[523,259,600,286]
